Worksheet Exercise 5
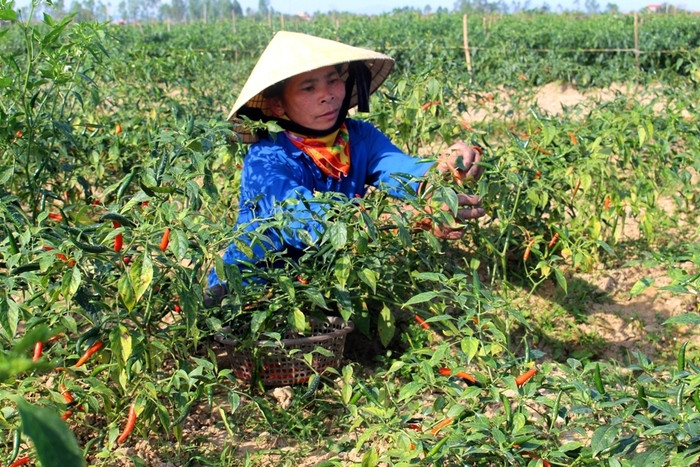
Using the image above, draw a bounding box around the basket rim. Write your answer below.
[214,316,354,348]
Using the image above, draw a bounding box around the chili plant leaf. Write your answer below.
[16,398,84,467]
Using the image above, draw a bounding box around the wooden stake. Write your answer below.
[633,11,639,70]
[463,14,472,76]
[281,12,284,30]
[232,10,236,34]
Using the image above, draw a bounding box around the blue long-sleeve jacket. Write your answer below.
[208,118,433,286]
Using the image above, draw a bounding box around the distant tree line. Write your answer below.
[13,0,686,24]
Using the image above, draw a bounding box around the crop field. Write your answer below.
[1,3,700,466]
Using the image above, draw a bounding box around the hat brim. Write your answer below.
[227,31,394,143]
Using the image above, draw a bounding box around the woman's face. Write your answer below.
[271,65,346,131]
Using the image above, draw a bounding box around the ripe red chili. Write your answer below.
[61,409,74,420]
[515,367,538,387]
[430,417,454,436]
[174,303,181,313]
[74,340,103,367]
[115,123,123,135]
[32,341,43,361]
[59,383,75,405]
[159,228,171,252]
[297,275,309,285]
[113,221,123,252]
[604,195,612,211]
[523,239,535,261]
[421,100,440,111]
[438,367,452,376]
[548,233,560,248]
[47,212,63,221]
[116,402,137,444]
[10,456,30,467]
[414,315,430,329]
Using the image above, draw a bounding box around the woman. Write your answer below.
[205,31,484,307]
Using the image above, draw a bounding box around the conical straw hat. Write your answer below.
[227,31,394,142]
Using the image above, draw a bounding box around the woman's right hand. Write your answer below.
[435,142,484,185]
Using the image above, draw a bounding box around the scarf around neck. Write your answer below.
[287,123,351,179]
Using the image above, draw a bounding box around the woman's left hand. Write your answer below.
[435,141,484,185]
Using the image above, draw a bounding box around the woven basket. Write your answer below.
[216,316,354,387]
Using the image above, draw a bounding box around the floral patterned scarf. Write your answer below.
[287,123,351,180]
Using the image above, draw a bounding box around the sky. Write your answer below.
[251,0,700,15]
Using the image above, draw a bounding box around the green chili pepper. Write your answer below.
[677,341,688,373]
[302,374,322,399]
[594,363,605,396]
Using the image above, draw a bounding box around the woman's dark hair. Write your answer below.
[262,79,286,99]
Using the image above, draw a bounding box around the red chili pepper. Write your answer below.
[113,221,123,252]
[173,304,181,313]
[61,409,74,420]
[414,315,430,329]
[515,367,537,387]
[568,130,578,146]
[604,195,612,211]
[454,371,477,384]
[438,367,452,376]
[296,275,309,285]
[115,123,123,135]
[47,212,63,221]
[10,456,31,467]
[421,100,440,111]
[534,170,541,179]
[547,233,560,249]
[430,417,454,436]
[74,340,103,367]
[523,239,535,261]
[32,341,43,361]
[159,228,170,252]
[59,383,75,405]
[116,402,137,444]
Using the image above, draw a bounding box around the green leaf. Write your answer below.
[290,309,306,332]
[61,266,82,300]
[663,313,700,326]
[130,252,153,303]
[460,336,479,364]
[169,228,188,262]
[17,398,84,467]
[303,288,328,310]
[328,221,348,249]
[403,291,439,307]
[357,268,377,294]
[0,9,17,20]
[630,276,654,298]
[334,255,351,289]
[117,273,135,312]
[377,305,395,347]
[591,424,619,457]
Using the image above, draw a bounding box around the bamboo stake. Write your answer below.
[634,12,639,70]
[463,14,472,76]
[232,10,236,34]
[281,12,284,30]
